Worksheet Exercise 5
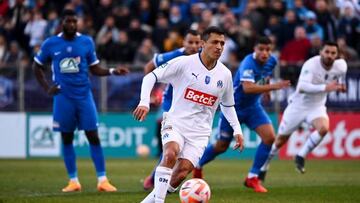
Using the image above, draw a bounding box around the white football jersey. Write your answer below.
[152,53,235,137]
[289,55,347,107]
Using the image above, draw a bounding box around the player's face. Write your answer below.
[62,15,78,36]
[254,43,271,64]
[183,34,201,55]
[320,45,338,67]
[202,33,225,60]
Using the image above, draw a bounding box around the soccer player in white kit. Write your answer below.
[260,42,347,177]
[133,27,244,203]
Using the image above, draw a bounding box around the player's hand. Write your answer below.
[273,80,291,90]
[325,81,343,92]
[133,106,149,121]
[47,84,60,96]
[233,134,244,152]
[338,84,347,93]
[113,66,130,75]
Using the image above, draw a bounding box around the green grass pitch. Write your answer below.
[0,159,359,202]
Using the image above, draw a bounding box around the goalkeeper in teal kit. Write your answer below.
[33,9,128,192]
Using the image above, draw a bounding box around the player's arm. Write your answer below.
[242,80,290,94]
[89,64,129,76]
[220,74,244,151]
[297,65,344,93]
[133,57,182,121]
[32,62,60,95]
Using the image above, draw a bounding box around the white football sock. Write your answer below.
[298,131,323,158]
[167,184,178,193]
[247,172,258,178]
[97,175,107,183]
[154,166,173,203]
[70,177,79,182]
[260,144,279,171]
[141,190,155,203]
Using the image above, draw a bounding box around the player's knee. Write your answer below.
[61,132,74,145]
[214,141,229,153]
[262,135,275,145]
[85,130,101,145]
[163,150,178,166]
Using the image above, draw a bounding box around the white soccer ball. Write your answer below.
[179,178,211,203]
[136,144,150,158]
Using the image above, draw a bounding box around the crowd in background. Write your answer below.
[0,0,359,111]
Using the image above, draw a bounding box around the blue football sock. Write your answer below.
[63,144,77,179]
[89,144,106,177]
[151,153,163,183]
[198,144,222,168]
[250,142,272,175]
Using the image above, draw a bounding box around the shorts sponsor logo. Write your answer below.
[184,88,217,106]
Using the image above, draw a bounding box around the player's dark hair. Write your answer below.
[322,41,339,52]
[61,9,76,20]
[255,36,272,45]
[201,26,225,41]
[186,29,199,36]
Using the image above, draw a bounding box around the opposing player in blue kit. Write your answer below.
[142,30,202,190]
[33,9,128,192]
[193,37,291,193]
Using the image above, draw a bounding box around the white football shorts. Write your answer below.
[160,114,208,167]
[278,103,328,136]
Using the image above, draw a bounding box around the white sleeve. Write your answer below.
[297,81,326,93]
[138,73,157,108]
[220,105,243,135]
[220,71,242,135]
[297,62,326,93]
[152,56,183,84]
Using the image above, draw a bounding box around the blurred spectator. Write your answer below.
[94,0,113,31]
[43,9,59,38]
[0,0,9,17]
[280,26,311,85]
[337,2,360,54]
[133,38,158,70]
[278,9,299,48]
[269,0,286,18]
[303,11,324,40]
[163,29,183,52]
[96,15,119,45]
[293,0,309,21]
[168,5,188,35]
[337,37,359,63]
[280,26,311,67]
[24,10,47,53]
[152,14,169,52]
[113,5,130,29]
[219,35,237,65]
[243,0,266,34]
[7,0,30,52]
[308,34,323,58]
[127,18,147,48]
[315,0,337,41]
[0,34,6,63]
[112,30,136,64]
[2,40,24,68]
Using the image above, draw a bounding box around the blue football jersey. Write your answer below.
[153,47,186,112]
[34,32,99,99]
[234,53,277,109]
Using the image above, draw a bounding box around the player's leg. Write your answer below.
[78,94,116,191]
[143,110,164,190]
[170,136,209,190]
[261,104,306,175]
[193,114,233,178]
[54,94,80,192]
[296,107,329,173]
[142,124,184,203]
